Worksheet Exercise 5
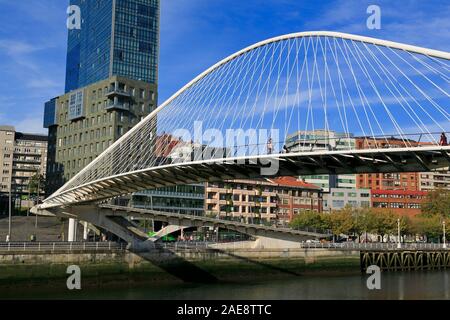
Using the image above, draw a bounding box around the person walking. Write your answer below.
[440,132,448,146]
[267,138,273,154]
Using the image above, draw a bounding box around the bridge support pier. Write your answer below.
[83,221,89,241]
[150,225,184,242]
[68,218,78,242]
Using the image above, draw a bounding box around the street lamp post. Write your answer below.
[27,188,30,217]
[397,218,401,249]
[151,195,155,232]
[443,220,447,249]
[35,171,40,229]
[7,186,12,242]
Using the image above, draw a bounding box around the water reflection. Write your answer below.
[1,271,449,300]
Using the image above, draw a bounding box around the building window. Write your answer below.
[332,200,345,208]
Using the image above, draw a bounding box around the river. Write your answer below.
[1,270,450,300]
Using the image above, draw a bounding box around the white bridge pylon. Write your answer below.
[42,31,450,208]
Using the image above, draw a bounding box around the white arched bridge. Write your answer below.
[34,31,450,243]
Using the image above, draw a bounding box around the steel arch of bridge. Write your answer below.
[41,31,450,208]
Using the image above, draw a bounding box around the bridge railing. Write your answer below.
[1,241,446,253]
[157,241,450,251]
[184,131,448,161]
[299,242,449,250]
[0,241,124,253]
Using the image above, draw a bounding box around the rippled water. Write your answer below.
[2,270,450,300]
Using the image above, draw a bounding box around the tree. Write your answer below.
[329,205,355,237]
[28,173,46,202]
[399,215,413,236]
[289,210,327,231]
[421,188,450,218]
[372,210,397,242]
[411,215,443,241]
[352,207,377,242]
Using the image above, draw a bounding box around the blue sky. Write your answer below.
[0,0,448,134]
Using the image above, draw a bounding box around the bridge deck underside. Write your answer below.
[44,147,449,206]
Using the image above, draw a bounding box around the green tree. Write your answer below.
[329,206,355,237]
[372,210,397,242]
[412,215,443,241]
[421,188,450,218]
[290,210,327,231]
[28,173,46,200]
[352,207,377,242]
[399,215,413,236]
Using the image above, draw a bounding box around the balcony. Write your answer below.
[135,190,204,199]
[106,102,130,111]
[14,150,42,156]
[13,158,41,164]
[105,89,131,98]
[12,166,40,172]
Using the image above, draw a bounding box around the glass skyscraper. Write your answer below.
[65,0,159,93]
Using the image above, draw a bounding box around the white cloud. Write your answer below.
[27,78,60,90]
[11,116,47,135]
[307,0,450,51]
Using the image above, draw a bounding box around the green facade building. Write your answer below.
[44,0,160,196]
[45,77,157,194]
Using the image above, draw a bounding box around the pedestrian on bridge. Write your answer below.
[440,132,448,146]
[267,138,273,154]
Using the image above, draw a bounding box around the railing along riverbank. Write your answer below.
[0,241,448,254]
[0,241,124,253]
[158,241,450,251]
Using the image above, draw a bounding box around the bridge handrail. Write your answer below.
[155,241,449,251]
[297,242,449,250]
[0,241,124,253]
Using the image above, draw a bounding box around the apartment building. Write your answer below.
[44,76,157,194]
[371,189,427,216]
[0,126,48,212]
[285,130,356,192]
[205,177,322,224]
[44,0,160,195]
[419,169,450,191]
[355,137,424,191]
[323,188,371,211]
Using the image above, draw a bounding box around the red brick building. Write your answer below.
[271,177,323,222]
[355,137,425,191]
[205,177,323,224]
[371,189,428,216]
[154,133,181,158]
